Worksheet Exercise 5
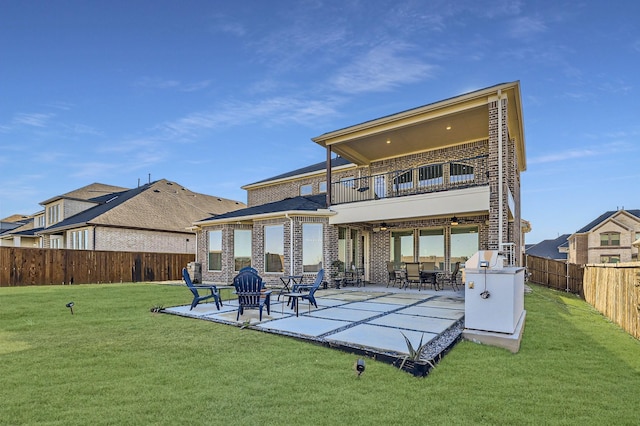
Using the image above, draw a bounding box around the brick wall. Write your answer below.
[94,226,195,253]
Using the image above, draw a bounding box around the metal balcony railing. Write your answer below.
[331,155,489,205]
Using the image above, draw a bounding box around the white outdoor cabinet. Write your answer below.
[464,251,525,334]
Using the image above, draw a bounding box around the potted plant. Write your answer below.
[331,260,345,288]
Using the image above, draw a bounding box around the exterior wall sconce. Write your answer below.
[451,216,459,226]
[380,223,388,231]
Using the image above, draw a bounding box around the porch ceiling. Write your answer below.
[312,81,525,171]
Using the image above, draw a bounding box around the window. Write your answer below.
[450,163,474,184]
[303,223,323,272]
[450,226,479,269]
[600,232,620,246]
[36,215,45,227]
[351,229,359,268]
[70,229,89,250]
[50,236,62,249]
[319,181,327,193]
[393,170,413,191]
[390,230,414,267]
[418,164,443,188]
[47,204,60,225]
[418,228,444,270]
[264,225,284,273]
[234,229,252,271]
[300,184,312,196]
[208,230,222,271]
[600,255,620,264]
[340,177,355,188]
[338,227,347,270]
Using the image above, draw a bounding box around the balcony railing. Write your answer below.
[331,155,489,205]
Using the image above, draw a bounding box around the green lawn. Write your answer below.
[1,283,638,425]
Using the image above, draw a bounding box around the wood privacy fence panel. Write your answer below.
[525,254,584,294]
[583,263,640,340]
[0,247,194,286]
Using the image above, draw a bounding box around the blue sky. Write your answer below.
[1,0,638,243]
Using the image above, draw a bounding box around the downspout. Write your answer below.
[497,89,504,249]
[285,213,294,276]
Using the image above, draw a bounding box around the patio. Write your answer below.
[164,284,464,372]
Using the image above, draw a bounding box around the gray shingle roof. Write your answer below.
[575,210,640,233]
[42,179,245,233]
[526,234,569,260]
[245,157,352,186]
[198,194,328,222]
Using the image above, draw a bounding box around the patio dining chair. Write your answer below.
[437,262,461,291]
[404,262,424,290]
[182,268,221,311]
[233,270,271,321]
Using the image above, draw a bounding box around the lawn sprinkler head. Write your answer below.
[66,302,74,315]
[356,359,365,377]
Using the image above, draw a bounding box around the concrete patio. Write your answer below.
[164,284,465,370]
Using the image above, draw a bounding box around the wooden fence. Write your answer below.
[525,254,584,295]
[583,263,640,340]
[0,246,194,287]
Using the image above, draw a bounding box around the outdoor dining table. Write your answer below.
[282,292,307,317]
[419,270,440,290]
[278,275,303,300]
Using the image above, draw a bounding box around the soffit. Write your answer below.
[313,81,526,171]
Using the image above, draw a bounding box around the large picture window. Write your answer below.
[208,230,222,271]
[234,229,252,271]
[390,230,414,267]
[450,226,479,269]
[303,223,323,272]
[264,225,284,273]
[418,228,444,270]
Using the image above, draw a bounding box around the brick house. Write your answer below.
[567,209,640,264]
[4,180,244,253]
[193,81,527,285]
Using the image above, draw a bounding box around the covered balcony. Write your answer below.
[331,154,488,205]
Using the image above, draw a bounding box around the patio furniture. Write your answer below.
[278,274,304,300]
[239,266,259,275]
[420,270,439,291]
[289,269,325,314]
[404,263,424,290]
[233,270,271,321]
[386,261,398,287]
[437,262,461,291]
[344,267,364,287]
[182,267,221,311]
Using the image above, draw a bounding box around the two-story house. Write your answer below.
[192,81,526,285]
[4,180,245,253]
[0,212,45,247]
[567,209,640,264]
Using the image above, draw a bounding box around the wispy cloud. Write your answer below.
[133,77,211,92]
[12,112,55,127]
[330,44,435,94]
[508,16,547,39]
[157,95,341,140]
[528,149,596,164]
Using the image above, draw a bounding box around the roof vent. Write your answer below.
[153,189,160,193]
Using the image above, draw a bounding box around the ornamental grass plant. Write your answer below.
[1,283,638,425]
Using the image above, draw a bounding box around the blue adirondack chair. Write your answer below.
[291,269,325,310]
[233,270,271,321]
[182,268,221,310]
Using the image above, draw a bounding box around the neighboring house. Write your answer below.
[568,209,640,264]
[525,234,569,261]
[192,81,526,285]
[4,180,245,253]
[0,212,45,247]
